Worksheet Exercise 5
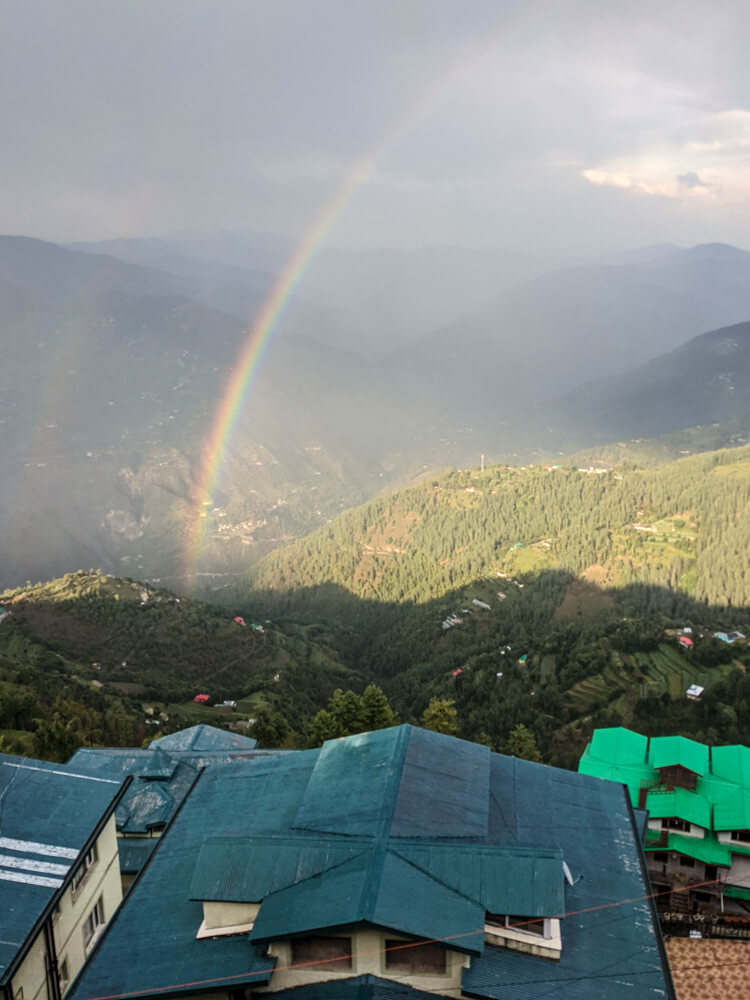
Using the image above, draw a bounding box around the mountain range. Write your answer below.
[3,233,750,591]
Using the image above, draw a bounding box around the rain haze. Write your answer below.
[2,0,750,594]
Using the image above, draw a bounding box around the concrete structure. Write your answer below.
[0,754,129,1000]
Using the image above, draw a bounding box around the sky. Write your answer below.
[2,0,750,254]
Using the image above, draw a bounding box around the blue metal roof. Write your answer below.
[269,974,447,1000]
[118,839,157,875]
[68,730,275,846]
[464,754,671,999]
[0,754,124,985]
[150,724,257,752]
[71,727,671,1000]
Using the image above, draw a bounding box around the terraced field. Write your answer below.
[566,643,736,715]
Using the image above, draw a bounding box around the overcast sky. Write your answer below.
[2,0,750,253]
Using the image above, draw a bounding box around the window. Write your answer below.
[680,855,695,868]
[486,914,546,937]
[705,865,718,881]
[83,897,104,951]
[59,959,69,990]
[385,941,447,974]
[73,844,98,892]
[731,830,750,843]
[661,818,691,833]
[290,937,352,971]
[652,853,669,863]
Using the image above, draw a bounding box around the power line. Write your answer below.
[77,873,750,1000]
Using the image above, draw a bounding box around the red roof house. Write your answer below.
[193,693,210,704]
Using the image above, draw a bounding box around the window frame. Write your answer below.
[72,844,98,894]
[83,896,105,952]
[289,935,354,973]
[384,939,448,975]
[485,913,549,939]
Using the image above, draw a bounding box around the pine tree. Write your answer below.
[420,698,458,735]
[504,723,542,762]
[360,684,399,731]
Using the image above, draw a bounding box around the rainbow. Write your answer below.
[185,16,522,580]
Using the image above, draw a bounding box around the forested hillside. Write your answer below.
[0,571,361,759]
[239,447,750,764]
[249,446,750,608]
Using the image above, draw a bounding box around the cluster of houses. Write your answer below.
[2,723,677,1000]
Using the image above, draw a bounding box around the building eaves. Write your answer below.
[0,759,131,988]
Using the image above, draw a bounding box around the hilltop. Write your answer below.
[0,570,360,758]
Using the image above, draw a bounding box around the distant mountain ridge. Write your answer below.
[552,320,750,444]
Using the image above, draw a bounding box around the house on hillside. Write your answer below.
[579,727,750,931]
[0,753,129,1000]
[71,725,674,1000]
[678,635,694,649]
[68,725,276,887]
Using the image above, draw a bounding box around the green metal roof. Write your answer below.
[711,744,750,786]
[645,788,711,829]
[649,736,709,776]
[655,833,732,866]
[722,884,750,901]
[713,793,750,832]
[577,756,655,805]
[587,727,649,764]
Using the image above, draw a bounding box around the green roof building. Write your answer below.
[579,727,750,920]
[70,725,674,1000]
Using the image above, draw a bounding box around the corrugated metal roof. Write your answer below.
[465,754,670,999]
[249,848,485,955]
[73,726,671,1000]
[150,723,257,752]
[118,839,157,874]
[391,728,490,839]
[294,727,409,837]
[392,844,563,917]
[649,735,709,775]
[0,754,124,984]
[189,837,371,901]
[578,755,655,803]
[268,974,447,1000]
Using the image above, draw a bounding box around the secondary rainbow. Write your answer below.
[185,13,524,580]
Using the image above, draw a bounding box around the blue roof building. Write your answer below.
[0,753,129,1000]
[71,726,674,1000]
[68,726,279,880]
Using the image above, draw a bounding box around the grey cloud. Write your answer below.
[1,0,749,251]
